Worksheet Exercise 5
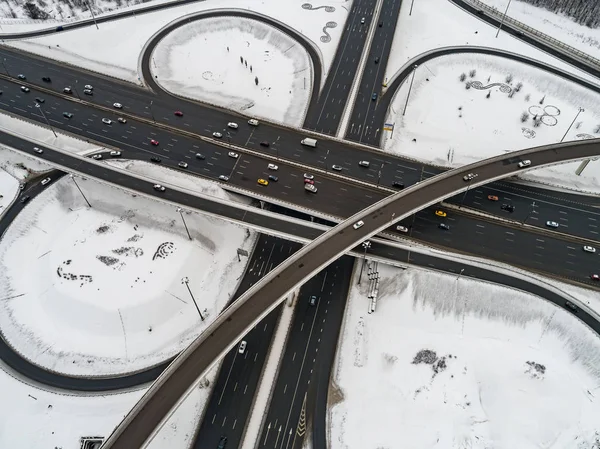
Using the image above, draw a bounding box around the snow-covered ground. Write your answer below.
[7,0,348,89]
[480,0,600,58]
[151,16,312,127]
[0,167,18,213]
[384,53,600,193]
[330,264,600,449]
[383,0,599,88]
[0,361,217,449]
[0,111,103,155]
[106,159,252,205]
[0,174,256,376]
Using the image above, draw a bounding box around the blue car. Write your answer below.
[371,92,377,101]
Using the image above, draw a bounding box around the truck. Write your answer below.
[301,137,317,148]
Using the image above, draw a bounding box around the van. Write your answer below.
[248,119,259,126]
[301,138,317,148]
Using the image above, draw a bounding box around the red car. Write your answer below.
[304,178,314,185]
[174,111,183,117]
[592,274,599,281]
[150,139,159,146]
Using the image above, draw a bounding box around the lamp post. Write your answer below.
[83,0,99,29]
[1,58,9,76]
[456,268,465,280]
[358,240,372,285]
[495,0,514,38]
[560,107,584,143]
[523,201,536,224]
[402,65,418,116]
[149,100,156,123]
[70,174,91,208]
[177,207,192,240]
[182,277,204,321]
[35,103,57,138]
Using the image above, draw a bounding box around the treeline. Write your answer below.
[518,0,600,29]
[4,0,148,20]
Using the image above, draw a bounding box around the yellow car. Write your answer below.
[435,210,447,217]
[257,178,269,186]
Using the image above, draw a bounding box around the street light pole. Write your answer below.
[459,185,470,209]
[83,0,99,29]
[1,58,9,76]
[70,174,91,208]
[177,207,192,240]
[182,277,204,321]
[456,268,465,280]
[402,65,418,116]
[560,107,584,143]
[523,201,536,224]
[496,0,514,38]
[358,240,372,285]
[35,103,57,138]
[149,100,156,123]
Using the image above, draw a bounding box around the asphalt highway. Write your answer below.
[302,0,376,134]
[3,128,599,287]
[344,0,403,144]
[194,235,299,449]
[260,256,354,449]
[101,140,600,449]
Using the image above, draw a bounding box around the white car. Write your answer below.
[84,84,93,90]
[583,246,596,253]
[238,340,247,354]
[110,151,121,157]
[41,177,51,186]
[118,117,127,124]
[546,221,559,228]
[358,160,370,168]
[218,175,229,181]
[396,225,408,233]
[153,184,166,192]
[212,132,223,138]
[113,102,123,109]
[304,183,317,193]
[227,122,238,129]
[353,220,364,230]
[268,163,278,170]
[92,154,103,160]
[248,119,259,126]
[33,147,43,154]
[303,173,314,180]
[518,160,531,168]
[332,165,342,171]
[228,152,239,159]
[178,161,188,169]
[21,86,30,93]
[102,118,112,125]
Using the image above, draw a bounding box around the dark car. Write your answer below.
[42,76,51,82]
[195,153,206,160]
[309,295,318,306]
[392,181,404,189]
[565,301,578,313]
[439,223,450,230]
[217,436,227,449]
[374,57,379,64]
[20,195,30,204]
[371,92,377,101]
[35,97,45,103]
[260,141,270,147]
[378,21,383,27]
[63,87,72,94]
[63,112,73,119]
[150,156,162,163]
[56,25,64,31]
[501,204,515,213]
[268,175,278,182]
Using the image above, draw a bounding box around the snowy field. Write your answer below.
[330,264,600,449]
[383,0,599,88]
[384,53,600,193]
[151,16,312,126]
[0,362,217,449]
[0,0,148,22]
[7,0,348,89]
[480,0,600,58]
[106,159,252,205]
[0,174,256,376]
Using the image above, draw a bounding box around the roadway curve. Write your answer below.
[100,139,600,449]
[139,9,322,121]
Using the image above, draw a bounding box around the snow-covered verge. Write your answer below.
[0,174,256,377]
[383,0,599,89]
[105,159,252,205]
[0,111,103,155]
[151,16,312,127]
[384,53,600,193]
[330,264,600,449]
[0,361,217,449]
[7,0,348,86]
[0,167,19,213]
[479,0,600,59]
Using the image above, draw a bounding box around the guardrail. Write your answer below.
[464,0,600,72]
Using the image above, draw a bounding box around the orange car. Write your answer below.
[487,195,499,201]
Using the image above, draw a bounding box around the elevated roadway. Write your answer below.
[100,139,600,449]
